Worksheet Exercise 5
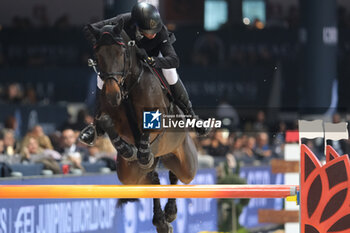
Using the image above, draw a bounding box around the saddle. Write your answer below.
[147,66,172,100]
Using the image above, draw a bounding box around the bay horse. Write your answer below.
[87,20,198,233]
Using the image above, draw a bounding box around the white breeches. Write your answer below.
[161,68,178,85]
[158,53,178,85]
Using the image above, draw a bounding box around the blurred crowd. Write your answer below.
[1,97,350,179]
[193,109,350,175]
[0,82,47,105]
[0,112,116,177]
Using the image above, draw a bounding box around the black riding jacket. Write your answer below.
[85,13,179,69]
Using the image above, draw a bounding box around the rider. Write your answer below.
[80,2,208,145]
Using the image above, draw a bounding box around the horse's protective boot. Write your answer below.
[137,133,154,169]
[170,79,210,136]
[96,115,137,161]
[79,124,97,146]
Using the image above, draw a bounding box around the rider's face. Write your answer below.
[143,32,156,39]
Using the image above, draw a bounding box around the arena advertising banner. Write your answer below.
[239,165,284,229]
[0,169,217,233]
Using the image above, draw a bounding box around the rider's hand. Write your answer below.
[136,48,156,67]
[135,47,148,61]
[146,57,156,67]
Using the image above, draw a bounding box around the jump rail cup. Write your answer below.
[0,185,297,199]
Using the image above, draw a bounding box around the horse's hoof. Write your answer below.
[156,222,173,233]
[165,203,177,223]
[165,213,177,223]
[138,153,154,169]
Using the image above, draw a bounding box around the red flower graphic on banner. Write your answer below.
[301,145,350,233]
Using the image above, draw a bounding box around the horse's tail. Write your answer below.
[117,198,139,208]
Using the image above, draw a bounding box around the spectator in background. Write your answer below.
[190,132,214,168]
[2,129,17,156]
[0,139,4,154]
[87,144,101,164]
[203,129,230,157]
[59,128,88,170]
[4,115,18,135]
[230,135,245,162]
[241,135,256,164]
[251,110,269,133]
[3,115,20,146]
[4,83,23,104]
[20,125,53,154]
[255,132,272,161]
[21,136,61,174]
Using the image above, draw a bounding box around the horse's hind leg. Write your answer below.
[161,134,198,184]
[149,171,173,233]
[164,171,178,223]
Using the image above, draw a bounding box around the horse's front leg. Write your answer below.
[137,132,154,169]
[148,171,173,233]
[97,115,137,161]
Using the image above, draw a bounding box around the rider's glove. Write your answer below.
[135,47,148,61]
[136,47,156,67]
[146,57,156,67]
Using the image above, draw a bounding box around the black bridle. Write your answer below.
[90,31,143,99]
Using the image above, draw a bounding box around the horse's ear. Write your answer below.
[87,24,100,40]
[113,18,124,35]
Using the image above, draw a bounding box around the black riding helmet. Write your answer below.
[131,2,162,35]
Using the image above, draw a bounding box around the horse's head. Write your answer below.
[88,20,128,107]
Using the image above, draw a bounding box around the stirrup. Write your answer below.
[78,124,97,146]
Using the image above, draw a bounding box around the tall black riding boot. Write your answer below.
[79,89,105,146]
[170,79,210,136]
